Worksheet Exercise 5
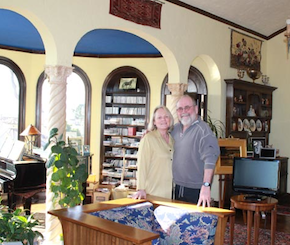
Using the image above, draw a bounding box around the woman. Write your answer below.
[132,105,174,199]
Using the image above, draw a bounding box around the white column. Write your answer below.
[166,83,187,124]
[44,65,73,245]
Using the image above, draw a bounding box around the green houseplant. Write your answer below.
[0,198,43,245]
[45,128,88,208]
[205,113,225,138]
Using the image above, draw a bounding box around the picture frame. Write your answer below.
[215,138,247,175]
[230,29,262,71]
[82,145,90,156]
[251,137,266,158]
[119,78,137,90]
[68,137,83,154]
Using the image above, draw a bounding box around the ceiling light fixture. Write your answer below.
[284,19,290,53]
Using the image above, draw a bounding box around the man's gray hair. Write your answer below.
[176,94,197,107]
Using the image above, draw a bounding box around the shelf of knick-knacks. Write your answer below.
[225,79,277,145]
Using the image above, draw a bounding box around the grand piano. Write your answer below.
[0,140,46,214]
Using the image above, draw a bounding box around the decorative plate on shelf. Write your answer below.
[256,119,262,131]
[237,118,243,131]
[249,119,256,132]
[243,119,250,131]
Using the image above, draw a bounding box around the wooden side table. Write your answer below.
[230,195,278,245]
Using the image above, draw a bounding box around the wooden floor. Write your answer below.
[234,209,290,234]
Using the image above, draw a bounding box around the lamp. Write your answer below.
[20,124,41,155]
[284,19,290,53]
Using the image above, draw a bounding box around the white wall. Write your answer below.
[0,0,288,200]
[267,33,290,192]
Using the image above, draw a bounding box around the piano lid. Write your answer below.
[0,139,25,161]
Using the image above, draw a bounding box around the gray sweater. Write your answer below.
[171,118,220,189]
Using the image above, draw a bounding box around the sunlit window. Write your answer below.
[0,57,25,146]
[36,65,91,149]
[0,64,19,140]
[40,73,85,147]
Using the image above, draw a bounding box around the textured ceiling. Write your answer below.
[177,0,290,37]
[0,1,289,55]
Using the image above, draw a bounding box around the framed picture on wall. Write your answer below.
[230,30,262,71]
[119,78,137,90]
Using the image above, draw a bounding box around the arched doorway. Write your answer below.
[161,66,208,119]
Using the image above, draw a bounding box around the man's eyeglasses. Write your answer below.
[176,105,193,113]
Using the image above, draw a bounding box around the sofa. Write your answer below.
[48,195,235,245]
[90,201,218,245]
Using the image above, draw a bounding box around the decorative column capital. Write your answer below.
[45,65,73,83]
[167,83,188,96]
[166,83,188,124]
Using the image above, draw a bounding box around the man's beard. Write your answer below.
[180,113,194,126]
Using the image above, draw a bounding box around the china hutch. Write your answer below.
[223,79,288,203]
[100,67,150,189]
[225,79,277,146]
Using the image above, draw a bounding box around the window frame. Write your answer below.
[0,56,26,139]
[35,64,91,146]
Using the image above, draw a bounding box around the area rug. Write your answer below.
[277,205,290,217]
[224,223,290,245]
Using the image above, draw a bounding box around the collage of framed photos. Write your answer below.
[68,137,90,156]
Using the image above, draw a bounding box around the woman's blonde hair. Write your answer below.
[147,105,174,132]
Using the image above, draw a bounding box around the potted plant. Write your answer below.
[205,113,225,138]
[0,198,43,245]
[45,128,88,208]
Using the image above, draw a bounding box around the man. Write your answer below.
[171,95,220,207]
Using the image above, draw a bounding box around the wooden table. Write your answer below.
[230,195,278,245]
[49,195,235,245]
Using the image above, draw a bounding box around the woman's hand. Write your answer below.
[131,189,147,199]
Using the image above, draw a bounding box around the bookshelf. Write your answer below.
[100,67,150,189]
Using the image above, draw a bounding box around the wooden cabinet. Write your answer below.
[100,67,150,189]
[225,79,277,146]
[278,157,288,194]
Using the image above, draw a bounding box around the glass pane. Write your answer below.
[0,64,19,143]
[41,79,49,147]
[41,72,85,148]
[66,73,85,142]
[187,79,197,92]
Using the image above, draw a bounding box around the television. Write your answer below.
[232,157,280,200]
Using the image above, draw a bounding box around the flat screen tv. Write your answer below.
[232,157,280,200]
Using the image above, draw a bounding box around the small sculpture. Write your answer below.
[237,69,245,79]
[262,75,269,85]
[247,105,256,117]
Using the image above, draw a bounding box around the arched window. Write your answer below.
[161,66,208,119]
[0,56,26,144]
[36,65,91,148]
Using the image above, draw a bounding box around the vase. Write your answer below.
[246,69,262,82]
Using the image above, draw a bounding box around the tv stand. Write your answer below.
[230,195,278,245]
[243,195,267,202]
